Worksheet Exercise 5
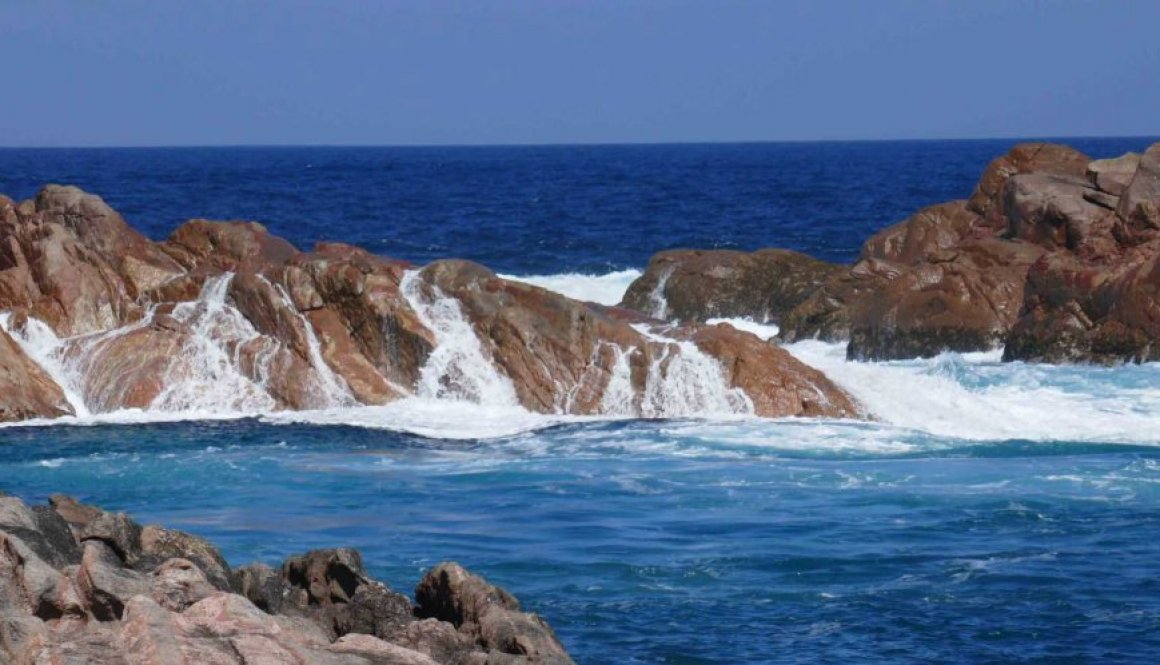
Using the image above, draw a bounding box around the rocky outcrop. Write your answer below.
[0,185,862,423]
[781,143,1094,360]
[0,492,574,664]
[413,260,861,419]
[620,248,842,323]
[0,325,73,421]
[623,141,1160,363]
[1004,143,1160,362]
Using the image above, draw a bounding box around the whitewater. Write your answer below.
[2,270,1158,452]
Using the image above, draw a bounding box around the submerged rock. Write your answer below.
[0,493,575,664]
[0,185,861,422]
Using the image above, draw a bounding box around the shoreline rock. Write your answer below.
[0,186,863,423]
[0,492,575,664]
[620,140,1160,364]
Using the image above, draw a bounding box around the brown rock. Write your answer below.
[686,324,862,418]
[416,562,574,665]
[967,143,1090,221]
[162,219,298,273]
[1088,152,1141,196]
[860,201,982,264]
[620,248,842,323]
[0,186,181,337]
[846,239,1046,360]
[0,326,72,422]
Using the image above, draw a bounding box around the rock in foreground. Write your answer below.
[0,492,574,664]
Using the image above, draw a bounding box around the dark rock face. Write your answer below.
[620,248,842,323]
[0,493,575,664]
[415,563,574,665]
[0,185,862,422]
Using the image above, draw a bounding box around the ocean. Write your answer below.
[2,138,1159,663]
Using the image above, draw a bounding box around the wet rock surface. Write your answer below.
[0,185,861,422]
[621,141,1160,363]
[0,493,575,664]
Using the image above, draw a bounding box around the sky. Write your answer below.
[1,0,1157,147]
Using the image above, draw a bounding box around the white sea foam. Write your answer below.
[632,323,754,417]
[5,264,1160,449]
[261,399,584,440]
[784,339,1160,444]
[400,270,520,406]
[705,317,780,341]
[498,269,642,306]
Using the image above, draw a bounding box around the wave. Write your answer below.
[784,339,1160,444]
[4,270,1160,449]
[498,269,642,306]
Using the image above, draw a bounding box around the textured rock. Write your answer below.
[776,141,1160,361]
[0,326,73,422]
[686,323,861,417]
[1003,142,1160,362]
[416,563,575,665]
[415,260,861,418]
[0,494,577,664]
[0,183,865,423]
[0,186,181,337]
[620,248,842,323]
[966,142,1090,222]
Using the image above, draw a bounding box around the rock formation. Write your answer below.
[0,492,574,664]
[621,140,1160,363]
[0,185,862,423]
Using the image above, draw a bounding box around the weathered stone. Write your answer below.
[150,558,219,612]
[686,323,862,417]
[162,219,298,273]
[620,248,842,323]
[967,143,1090,221]
[416,563,574,664]
[140,525,234,592]
[76,540,151,621]
[0,327,73,422]
[0,495,577,664]
[1088,152,1141,196]
[328,633,442,665]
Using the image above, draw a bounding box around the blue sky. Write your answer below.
[1,0,1157,146]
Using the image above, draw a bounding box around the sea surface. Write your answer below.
[2,138,1160,663]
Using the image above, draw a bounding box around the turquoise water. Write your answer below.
[4,345,1160,663]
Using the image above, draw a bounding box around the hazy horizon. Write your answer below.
[3,133,1159,151]
[2,1,1158,147]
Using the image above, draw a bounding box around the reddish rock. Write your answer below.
[0,326,73,422]
[162,220,298,273]
[0,186,181,336]
[686,324,862,418]
[846,239,1046,359]
[966,142,1090,222]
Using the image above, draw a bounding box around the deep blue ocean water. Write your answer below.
[2,138,1160,663]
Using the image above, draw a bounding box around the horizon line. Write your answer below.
[1,132,1157,151]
